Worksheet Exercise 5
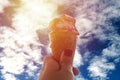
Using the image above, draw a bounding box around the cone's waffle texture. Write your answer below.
[49,31,77,61]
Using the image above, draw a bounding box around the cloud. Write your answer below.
[73,50,83,67]
[87,28,120,80]
[0,0,10,12]
[0,27,43,79]
[88,56,115,80]
[25,62,38,76]
[3,73,16,80]
[1,53,26,74]
[87,32,120,80]
[102,44,120,58]
[75,75,88,80]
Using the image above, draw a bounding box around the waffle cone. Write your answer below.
[49,31,77,61]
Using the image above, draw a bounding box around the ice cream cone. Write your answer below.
[49,14,79,62]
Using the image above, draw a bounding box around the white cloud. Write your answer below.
[87,34,120,80]
[26,62,38,76]
[102,36,120,63]
[0,27,43,80]
[102,45,119,58]
[114,58,120,63]
[1,52,28,74]
[3,73,17,80]
[73,50,83,67]
[88,56,115,79]
[75,75,87,80]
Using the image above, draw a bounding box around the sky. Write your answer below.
[0,0,120,80]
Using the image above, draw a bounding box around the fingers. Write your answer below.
[60,49,74,70]
[73,67,79,76]
[42,55,59,71]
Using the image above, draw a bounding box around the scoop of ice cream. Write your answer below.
[49,14,79,35]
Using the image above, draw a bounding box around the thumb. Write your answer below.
[42,55,59,71]
[60,49,74,70]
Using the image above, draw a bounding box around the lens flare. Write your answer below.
[13,0,58,36]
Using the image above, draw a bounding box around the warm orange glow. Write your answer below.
[13,0,58,37]
[49,15,79,61]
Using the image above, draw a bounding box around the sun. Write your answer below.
[12,0,58,37]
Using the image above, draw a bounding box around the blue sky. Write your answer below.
[0,0,120,80]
